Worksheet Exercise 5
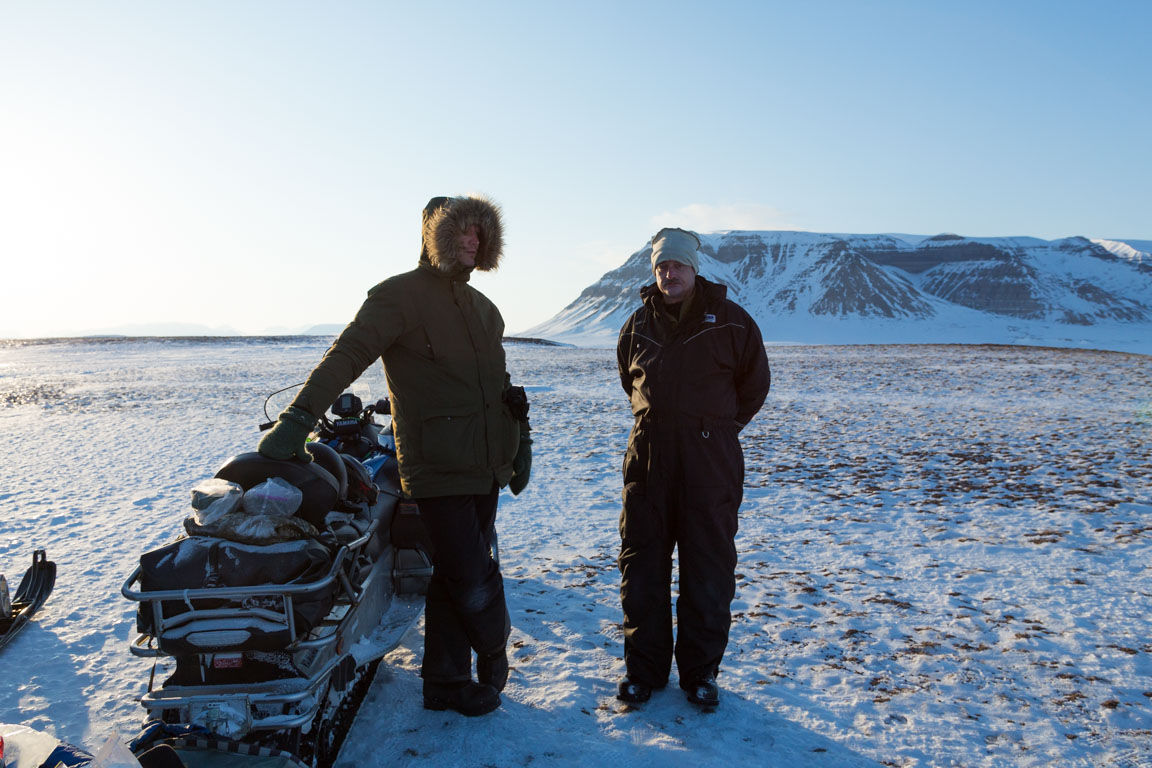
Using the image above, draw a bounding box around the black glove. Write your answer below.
[509,429,532,496]
[503,385,529,421]
[257,406,315,462]
[503,385,532,495]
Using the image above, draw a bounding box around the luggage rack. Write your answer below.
[134,653,346,734]
[122,522,376,659]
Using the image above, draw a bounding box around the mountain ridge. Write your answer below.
[520,232,1152,354]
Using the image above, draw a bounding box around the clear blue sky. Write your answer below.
[2,0,1149,338]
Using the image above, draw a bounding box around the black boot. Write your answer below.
[477,648,509,692]
[616,675,653,704]
[423,680,500,716]
[681,676,719,708]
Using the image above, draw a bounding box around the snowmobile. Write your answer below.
[121,392,432,768]
[0,549,56,651]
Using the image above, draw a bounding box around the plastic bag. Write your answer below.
[190,477,243,511]
[183,477,317,544]
[241,477,303,517]
[183,509,319,545]
[88,734,141,768]
[188,478,242,527]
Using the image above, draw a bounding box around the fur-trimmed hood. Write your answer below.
[420,194,504,274]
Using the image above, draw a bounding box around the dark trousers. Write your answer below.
[416,484,510,684]
[619,419,742,686]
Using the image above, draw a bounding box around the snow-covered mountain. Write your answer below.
[522,232,1152,353]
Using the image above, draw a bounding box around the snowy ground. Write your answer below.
[1,338,1151,768]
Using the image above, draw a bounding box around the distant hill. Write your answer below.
[520,232,1152,354]
[78,321,243,337]
[63,322,344,338]
[298,324,345,335]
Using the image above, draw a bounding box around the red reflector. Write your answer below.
[213,654,244,669]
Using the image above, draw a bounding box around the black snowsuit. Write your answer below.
[616,276,770,686]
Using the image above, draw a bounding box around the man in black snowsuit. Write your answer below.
[615,227,770,708]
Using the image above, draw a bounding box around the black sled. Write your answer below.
[121,393,433,768]
[0,549,56,650]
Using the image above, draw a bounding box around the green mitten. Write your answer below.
[509,432,532,495]
[257,406,315,462]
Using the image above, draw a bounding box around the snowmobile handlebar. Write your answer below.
[257,387,390,433]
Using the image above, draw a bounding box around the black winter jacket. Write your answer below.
[616,276,770,431]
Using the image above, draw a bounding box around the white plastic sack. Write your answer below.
[190,477,243,510]
[0,724,61,768]
[188,478,243,526]
[88,734,141,768]
[241,477,303,517]
[184,476,317,544]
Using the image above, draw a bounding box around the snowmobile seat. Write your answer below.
[340,453,377,505]
[304,442,348,499]
[213,444,346,528]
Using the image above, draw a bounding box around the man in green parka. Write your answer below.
[258,194,531,717]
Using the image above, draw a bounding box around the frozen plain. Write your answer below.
[0,337,1150,768]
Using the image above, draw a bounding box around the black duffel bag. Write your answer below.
[135,536,336,652]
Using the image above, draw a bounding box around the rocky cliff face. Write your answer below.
[521,231,1152,350]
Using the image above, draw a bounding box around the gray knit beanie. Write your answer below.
[650,227,701,272]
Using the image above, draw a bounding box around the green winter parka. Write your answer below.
[290,196,521,498]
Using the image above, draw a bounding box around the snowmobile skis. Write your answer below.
[0,549,56,651]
